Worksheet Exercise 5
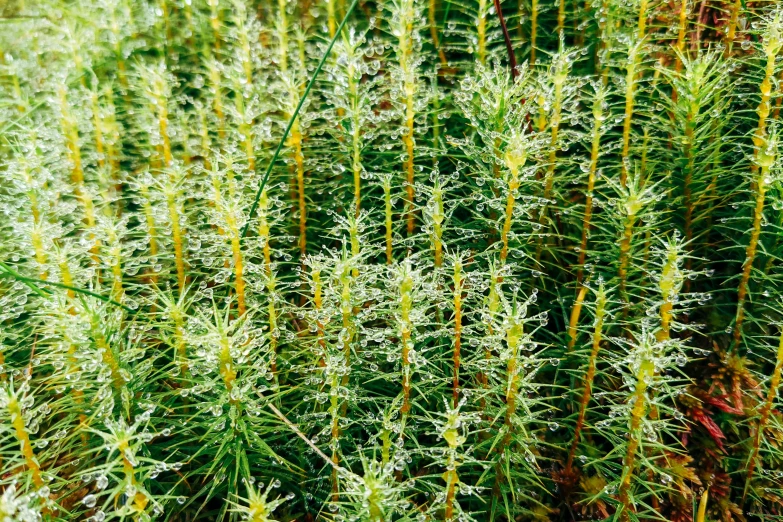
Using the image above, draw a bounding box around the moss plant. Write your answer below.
[575,82,607,286]
[535,42,579,264]
[659,50,728,287]
[743,315,783,503]
[618,38,644,188]
[2,384,45,490]
[564,281,608,474]
[732,11,783,347]
[613,171,659,303]
[388,0,427,237]
[322,28,381,216]
[4,1,783,521]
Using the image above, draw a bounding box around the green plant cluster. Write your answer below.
[2,0,783,520]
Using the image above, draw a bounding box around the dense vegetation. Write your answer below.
[2,0,783,520]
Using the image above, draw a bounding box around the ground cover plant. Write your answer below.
[2,0,783,520]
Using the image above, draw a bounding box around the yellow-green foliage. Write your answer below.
[2,1,783,521]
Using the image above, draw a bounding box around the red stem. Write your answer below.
[493,0,518,79]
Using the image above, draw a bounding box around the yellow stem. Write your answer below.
[59,258,76,303]
[268,275,279,375]
[277,0,289,73]
[682,108,696,292]
[159,0,171,41]
[658,254,677,342]
[617,359,655,521]
[219,334,237,393]
[293,123,307,257]
[8,397,44,488]
[352,116,362,216]
[724,0,742,56]
[141,186,158,259]
[618,215,635,302]
[313,269,326,366]
[500,168,520,264]
[257,191,278,372]
[118,440,149,512]
[429,0,447,65]
[209,0,221,50]
[59,87,83,186]
[350,219,360,278]
[452,259,463,407]
[231,228,246,317]
[620,48,639,188]
[327,0,336,37]
[558,0,566,35]
[330,370,340,501]
[743,327,783,501]
[577,97,603,284]
[174,313,188,374]
[384,177,393,264]
[31,229,47,283]
[536,73,564,260]
[444,469,457,521]
[399,1,417,236]
[92,320,125,390]
[258,192,272,272]
[733,136,775,346]
[21,160,48,280]
[400,269,413,415]
[92,90,106,169]
[158,101,172,169]
[404,103,415,236]
[500,319,523,453]
[751,51,778,177]
[340,264,354,389]
[104,223,124,301]
[208,60,226,139]
[478,0,487,64]
[637,0,649,40]
[167,190,187,295]
[674,0,689,71]
[566,286,606,471]
[567,285,589,351]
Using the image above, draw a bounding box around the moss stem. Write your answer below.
[743,325,783,501]
[8,396,44,488]
[566,285,606,473]
[451,257,463,406]
[576,91,604,285]
[166,183,187,295]
[617,357,655,521]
